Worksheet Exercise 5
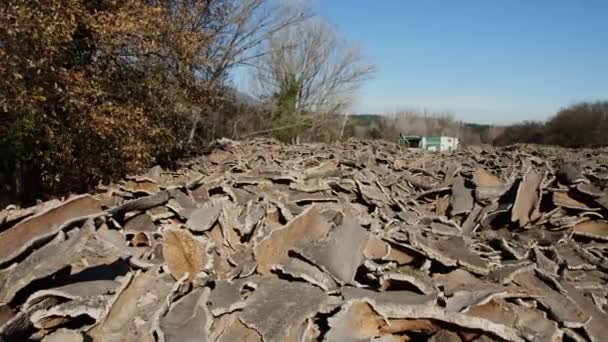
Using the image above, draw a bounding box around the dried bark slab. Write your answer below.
[532,247,559,274]
[214,315,262,342]
[158,287,212,342]
[573,220,608,240]
[466,299,562,341]
[513,270,589,328]
[254,205,332,275]
[368,301,525,342]
[342,287,437,307]
[162,228,213,281]
[411,234,489,275]
[186,199,222,232]
[433,269,500,297]
[24,280,121,310]
[324,300,389,342]
[42,329,84,342]
[429,330,462,342]
[364,235,391,260]
[122,179,160,195]
[444,288,529,313]
[30,296,111,330]
[473,168,503,188]
[0,305,12,328]
[379,269,436,295]
[0,222,125,304]
[273,257,338,291]
[291,213,368,284]
[88,270,174,342]
[559,280,608,342]
[511,170,543,227]
[0,199,61,228]
[450,177,474,216]
[239,202,265,237]
[487,263,534,284]
[552,191,592,211]
[208,279,251,316]
[239,278,327,342]
[108,190,170,216]
[0,195,101,265]
[123,213,156,232]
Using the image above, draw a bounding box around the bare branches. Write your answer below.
[253,17,376,116]
[204,0,311,81]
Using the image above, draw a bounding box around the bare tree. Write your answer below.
[252,17,375,141]
[178,0,311,144]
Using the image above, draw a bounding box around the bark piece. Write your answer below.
[559,280,608,342]
[410,234,489,275]
[379,269,436,295]
[123,213,156,232]
[429,330,462,342]
[24,280,121,310]
[552,191,592,211]
[42,329,83,342]
[146,206,174,221]
[186,199,222,232]
[511,170,543,227]
[573,220,608,240]
[239,278,327,342]
[461,204,483,236]
[239,202,265,237]
[122,180,160,194]
[473,168,503,188]
[0,222,125,304]
[88,270,174,342]
[466,299,561,342]
[342,287,437,307]
[450,177,474,216]
[385,243,418,265]
[368,301,525,342]
[433,269,499,297]
[108,191,170,216]
[158,287,212,342]
[445,288,509,312]
[214,315,262,342]
[30,295,112,330]
[532,247,559,274]
[364,235,391,260]
[0,200,61,228]
[325,300,388,342]
[208,280,250,316]
[0,195,101,265]
[273,257,338,291]
[162,228,213,281]
[254,205,332,275]
[513,270,589,328]
[292,213,368,284]
[0,306,12,328]
[486,263,533,285]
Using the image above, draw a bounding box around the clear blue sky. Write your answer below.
[312,0,608,124]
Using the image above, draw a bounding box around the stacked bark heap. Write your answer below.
[1,138,608,342]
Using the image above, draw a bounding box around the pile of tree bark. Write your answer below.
[1,138,608,342]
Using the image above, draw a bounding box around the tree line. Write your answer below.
[493,101,608,147]
[339,101,608,148]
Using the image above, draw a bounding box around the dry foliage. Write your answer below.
[0,0,307,205]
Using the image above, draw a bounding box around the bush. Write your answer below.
[0,1,228,204]
[544,101,608,147]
